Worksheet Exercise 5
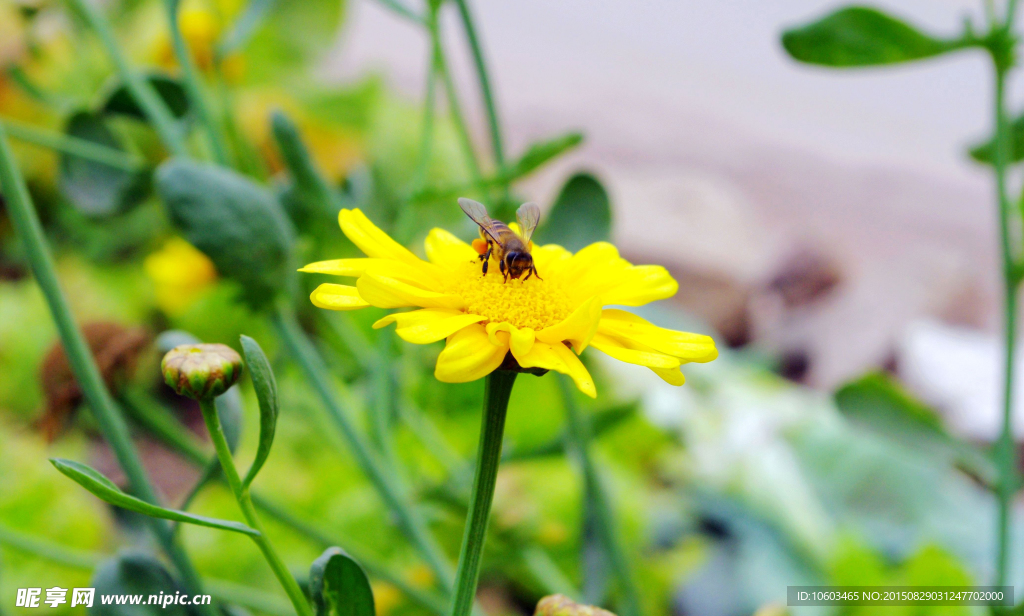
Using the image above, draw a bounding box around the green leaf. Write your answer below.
[507,132,583,179]
[217,0,278,58]
[91,552,195,616]
[240,335,278,488]
[58,111,151,217]
[309,547,375,616]
[241,0,344,84]
[533,173,611,252]
[968,113,1024,164]
[100,73,191,123]
[781,6,969,67]
[155,159,295,310]
[270,110,342,231]
[834,372,995,485]
[50,458,260,536]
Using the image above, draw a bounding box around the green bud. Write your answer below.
[534,595,616,616]
[161,343,243,400]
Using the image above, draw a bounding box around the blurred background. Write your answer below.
[0,0,1017,615]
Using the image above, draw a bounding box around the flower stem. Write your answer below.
[198,398,313,616]
[0,118,145,171]
[0,126,212,616]
[448,370,517,616]
[558,377,641,616]
[64,0,188,158]
[431,15,484,185]
[451,0,504,169]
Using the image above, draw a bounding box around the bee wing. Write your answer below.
[459,198,501,243]
[516,202,541,243]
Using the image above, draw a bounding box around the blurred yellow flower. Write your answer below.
[144,237,217,315]
[152,3,244,79]
[302,209,718,397]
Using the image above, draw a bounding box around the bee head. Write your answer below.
[504,251,535,280]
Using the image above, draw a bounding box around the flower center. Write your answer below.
[447,260,573,331]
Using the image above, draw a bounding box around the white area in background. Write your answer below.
[899,318,1024,441]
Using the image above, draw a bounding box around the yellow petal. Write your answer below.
[598,265,679,306]
[299,258,376,276]
[310,284,371,311]
[339,209,422,265]
[516,341,597,398]
[435,324,509,383]
[536,296,602,353]
[590,333,681,369]
[651,366,686,386]
[531,244,573,275]
[363,259,447,290]
[374,309,486,344]
[357,273,467,310]
[555,242,623,283]
[425,228,477,268]
[487,322,536,358]
[599,309,717,363]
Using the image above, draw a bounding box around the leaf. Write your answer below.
[58,111,151,217]
[50,458,259,536]
[506,132,583,180]
[781,6,969,67]
[100,73,191,123]
[834,372,995,485]
[217,0,279,58]
[240,335,278,488]
[968,113,1024,164]
[271,110,342,231]
[91,552,195,616]
[155,159,295,310]
[241,0,344,84]
[309,547,375,616]
[533,173,611,252]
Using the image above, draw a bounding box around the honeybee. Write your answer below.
[459,198,542,282]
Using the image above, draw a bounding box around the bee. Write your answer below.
[459,198,542,282]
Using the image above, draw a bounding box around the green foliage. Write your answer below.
[49,458,259,536]
[507,132,583,180]
[91,552,195,616]
[156,159,295,310]
[242,0,345,84]
[100,74,191,124]
[240,335,279,488]
[781,7,968,67]
[271,110,342,232]
[58,111,151,217]
[534,173,611,251]
[309,547,375,616]
[969,113,1024,164]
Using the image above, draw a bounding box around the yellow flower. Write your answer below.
[302,209,718,397]
[144,237,218,315]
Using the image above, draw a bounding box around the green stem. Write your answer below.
[370,329,401,469]
[373,0,425,25]
[1,119,144,171]
[198,398,313,616]
[451,0,504,169]
[558,377,641,616]
[431,14,483,184]
[410,41,439,193]
[164,0,230,164]
[271,303,456,590]
[0,126,212,615]
[448,370,517,616]
[64,0,188,157]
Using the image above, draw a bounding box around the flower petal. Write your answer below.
[651,366,686,386]
[363,259,447,290]
[599,309,717,362]
[435,324,508,383]
[425,228,477,268]
[516,341,597,398]
[374,309,486,344]
[590,333,681,369]
[536,296,602,353]
[299,258,376,277]
[339,209,422,265]
[310,284,371,311]
[531,244,573,276]
[487,322,536,358]
[357,273,467,310]
[598,265,679,306]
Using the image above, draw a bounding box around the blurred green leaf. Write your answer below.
[50,458,259,536]
[242,0,345,83]
[507,132,583,179]
[100,74,191,123]
[534,173,611,252]
[834,372,995,486]
[504,401,638,462]
[58,111,151,217]
[156,159,295,310]
[309,547,375,616]
[781,7,969,67]
[968,113,1024,164]
[241,335,278,488]
[271,110,342,231]
[218,0,278,58]
[92,552,195,616]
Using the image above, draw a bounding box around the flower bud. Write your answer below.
[161,343,243,400]
[535,595,616,616]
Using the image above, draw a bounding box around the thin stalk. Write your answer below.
[271,303,456,590]
[198,398,313,616]
[64,0,188,157]
[448,370,517,616]
[0,127,212,615]
[370,329,401,469]
[431,15,483,184]
[558,377,641,616]
[451,0,504,169]
[164,0,230,164]
[374,0,426,25]
[1,119,144,171]
[411,27,440,192]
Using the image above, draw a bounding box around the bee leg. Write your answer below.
[531,265,542,281]
[500,260,509,283]
[481,245,492,275]
[522,267,533,281]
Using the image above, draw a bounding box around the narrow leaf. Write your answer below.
[51,458,259,536]
[240,335,278,488]
[781,6,969,67]
[218,0,279,57]
[507,132,583,179]
[271,110,343,230]
[101,73,191,122]
[968,113,1024,164]
[534,173,611,252]
[309,547,375,616]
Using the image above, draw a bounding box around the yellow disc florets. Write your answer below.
[446,261,572,331]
